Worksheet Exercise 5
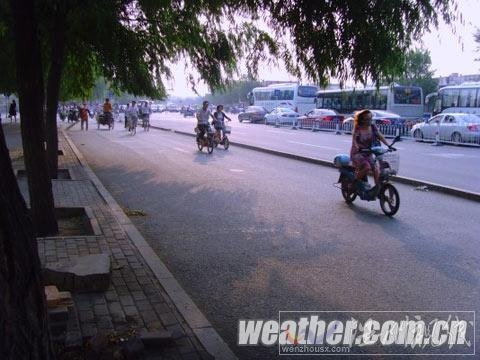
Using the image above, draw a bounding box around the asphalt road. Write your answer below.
[69,121,480,359]
[149,112,480,194]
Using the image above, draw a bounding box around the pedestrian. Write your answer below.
[79,103,90,131]
[9,100,17,123]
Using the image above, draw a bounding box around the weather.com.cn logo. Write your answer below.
[238,311,475,356]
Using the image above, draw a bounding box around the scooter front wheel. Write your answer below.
[207,137,214,154]
[379,183,400,216]
[341,180,357,204]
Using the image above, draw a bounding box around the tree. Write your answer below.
[475,29,480,64]
[387,48,439,97]
[8,0,58,236]
[205,78,262,105]
[0,0,55,358]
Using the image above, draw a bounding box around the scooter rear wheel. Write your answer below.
[341,180,357,204]
[379,183,400,216]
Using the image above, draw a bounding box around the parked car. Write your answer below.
[298,108,344,128]
[264,107,300,126]
[238,106,269,123]
[411,113,480,144]
[342,110,406,133]
[182,107,196,117]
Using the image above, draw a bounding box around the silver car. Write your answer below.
[411,113,480,145]
[264,107,300,125]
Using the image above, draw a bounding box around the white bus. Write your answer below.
[315,84,424,119]
[248,83,319,114]
[426,82,480,116]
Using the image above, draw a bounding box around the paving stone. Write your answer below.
[43,253,111,292]
[140,330,174,347]
[159,312,178,327]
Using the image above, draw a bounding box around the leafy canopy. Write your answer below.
[1,0,459,98]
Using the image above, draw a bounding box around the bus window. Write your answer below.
[394,86,422,105]
[364,91,374,108]
[441,88,460,108]
[374,90,387,110]
[283,90,294,100]
[297,86,318,97]
[459,88,477,107]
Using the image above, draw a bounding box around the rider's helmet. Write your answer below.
[333,154,350,167]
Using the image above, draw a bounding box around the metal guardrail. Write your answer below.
[293,119,480,146]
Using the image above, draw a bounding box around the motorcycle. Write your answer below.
[334,135,401,216]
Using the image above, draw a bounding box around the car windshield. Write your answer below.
[312,109,335,115]
[277,108,295,113]
[372,110,400,118]
[247,106,265,112]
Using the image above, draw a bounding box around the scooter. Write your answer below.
[334,135,401,216]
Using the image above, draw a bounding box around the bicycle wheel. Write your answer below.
[207,136,214,154]
[341,179,357,204]
[223,136,230,150]
[379,183,400,216]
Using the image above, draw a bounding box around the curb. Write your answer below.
[152,127,480,203]
[61,128,237,360]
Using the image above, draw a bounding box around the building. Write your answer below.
[437,73,480,87]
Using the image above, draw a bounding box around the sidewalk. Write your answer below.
[5,122,217,359]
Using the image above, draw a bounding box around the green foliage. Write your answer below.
[205,78,262,105]
[1,0,458,99]
[387,48,439,98]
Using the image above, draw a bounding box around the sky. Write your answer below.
[168,0,480,98]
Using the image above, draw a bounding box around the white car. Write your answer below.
[411,113,480,145]
[264,107,300,126]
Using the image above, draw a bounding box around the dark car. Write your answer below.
[182,107,196,117]
[238,106,269,123]
[342,110,406,132]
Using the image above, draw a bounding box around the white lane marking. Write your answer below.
[229,169,244,172]
[173,147,188,153]
[287,140,341,150]
[429,153,474,159]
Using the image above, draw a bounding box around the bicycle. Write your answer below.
[142,115,150,131]
[195,125,214,154]
[213,124,231,150]
[127,116,137,135]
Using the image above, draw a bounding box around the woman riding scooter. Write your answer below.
[350,109,390,198]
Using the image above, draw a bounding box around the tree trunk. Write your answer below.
[46,3,67,179]
[0,123,54,359]
[10,0,58,236]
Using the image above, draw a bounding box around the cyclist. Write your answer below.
[127,101,139,131]
[212,105,231,142]
[196,101,214,142]
[140,101,151,128]
[103,98,113,125]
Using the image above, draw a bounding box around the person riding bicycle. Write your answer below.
[140,101,151,127]
[350,109,390,197]
[103,98,113,124]
[127,101,139,130]
[212,105,231,142]
[196,101,214,142]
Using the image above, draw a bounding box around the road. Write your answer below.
[69,121,480,359]
[148,112,480,193]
